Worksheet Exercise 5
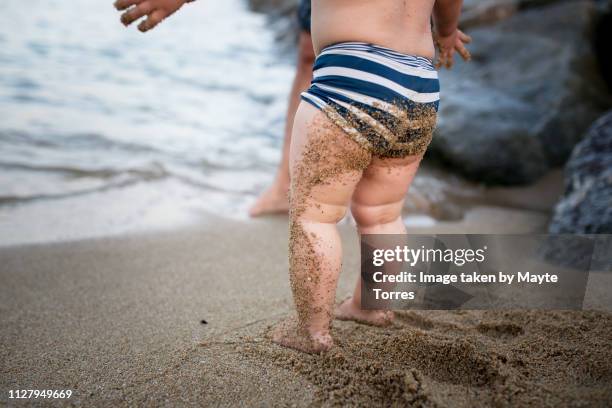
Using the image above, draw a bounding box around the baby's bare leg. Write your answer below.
[335,154,423,326]
[271,103,371,353]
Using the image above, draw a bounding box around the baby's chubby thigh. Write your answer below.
[301,174,361,223]
[289,102,371,224]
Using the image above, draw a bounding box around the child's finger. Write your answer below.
[458,30,472,44]
[434,50,447,69]
[437,53,448,70]
[434,55,443,69]
[114,0,143,11]
[445,56,453,69]
[437,50,453,70]
[120,1,153,26]
[456,44,471,61]
[138,9,166,32]
[444,49,454,69]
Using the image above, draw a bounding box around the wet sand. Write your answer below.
[1,212,611,406]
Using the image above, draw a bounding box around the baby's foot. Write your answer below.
[335,297,394,327]
[270,318,333,354]
[249,184,289,217]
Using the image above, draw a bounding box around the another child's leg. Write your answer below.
[249,32,315,217]
[335,154,423,326]
[272,103,371,353]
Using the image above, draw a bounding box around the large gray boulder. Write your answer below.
[431,0,611,184]
[549,110,612,234]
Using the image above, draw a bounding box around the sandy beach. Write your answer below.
[1,209,611,407]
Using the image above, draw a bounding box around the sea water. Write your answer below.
[0,0,295,244]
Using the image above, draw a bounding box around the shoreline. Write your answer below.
[0,167,563,248]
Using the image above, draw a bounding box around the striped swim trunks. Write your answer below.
[301,42,440,158]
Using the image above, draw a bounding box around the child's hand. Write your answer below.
[114,0,190,32]
[434,29,472,69]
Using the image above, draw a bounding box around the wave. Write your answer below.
[0,178,147,206]
[0,129,163,154]
[0,160,168,180]
[0,157,260,206]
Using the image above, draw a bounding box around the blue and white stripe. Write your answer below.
[318,42,437,71]
[301,42,440,154]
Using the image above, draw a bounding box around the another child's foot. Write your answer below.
[335,297,394,327]
[249,184,289,217]
[270,318,333,354]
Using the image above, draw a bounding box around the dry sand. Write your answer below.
[1,212,611,406]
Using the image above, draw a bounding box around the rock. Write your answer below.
[430,0,611,184]
[460,0,572,28]
[549,110,612,234]
[461,0,520,27]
